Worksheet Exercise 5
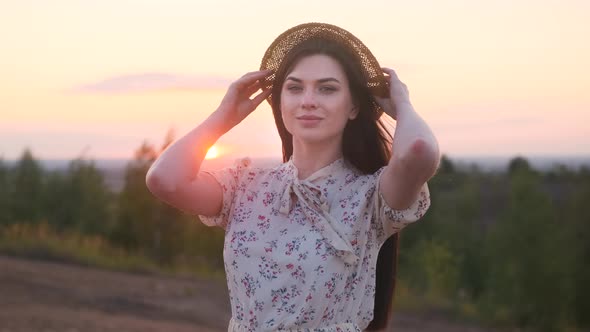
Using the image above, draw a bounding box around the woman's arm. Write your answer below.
[376,68,440,210]
[146,70,271,216]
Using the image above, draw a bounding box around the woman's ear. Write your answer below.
[349,105,359,120]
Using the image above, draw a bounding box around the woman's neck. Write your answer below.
[292,138,343,180]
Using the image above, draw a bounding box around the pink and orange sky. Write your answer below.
[1,1,589,161]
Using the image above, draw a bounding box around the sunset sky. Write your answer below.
[1,0,589,161]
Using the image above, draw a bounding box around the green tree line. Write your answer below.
[0,145,588,331]
[0,140,225,271]
[398,156,590,331]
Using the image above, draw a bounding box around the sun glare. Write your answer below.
[205,146,220,160]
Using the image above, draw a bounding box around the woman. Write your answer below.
[146,23,439,331]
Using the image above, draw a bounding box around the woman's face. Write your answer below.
[280,54,357,146]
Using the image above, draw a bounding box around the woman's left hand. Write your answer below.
[374,67,411,120]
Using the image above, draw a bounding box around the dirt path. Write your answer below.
[0,255,497,332]
[0,255,229,332]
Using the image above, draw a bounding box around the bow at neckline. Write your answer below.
[278,158,359,265]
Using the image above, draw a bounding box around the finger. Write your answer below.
[382,67,400,81]
[250,88,272,108]
[381,67,391,78]
[244,80,262,96]
[234,70,273,89]
[242,69,273,81]
[381,67,395,75]
[383,70,407,90]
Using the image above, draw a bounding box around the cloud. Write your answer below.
[72,73,233,94]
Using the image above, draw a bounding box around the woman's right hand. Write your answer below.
[216,70,273,130]
[146,70,272,218]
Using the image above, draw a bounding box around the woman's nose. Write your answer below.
[301,90,317,110]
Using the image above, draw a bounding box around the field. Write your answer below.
[0,255,499,332]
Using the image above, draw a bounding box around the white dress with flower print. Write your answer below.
[199,158,430,332]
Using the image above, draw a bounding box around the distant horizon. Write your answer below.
[3,153,589,173]
[4,151,590,161]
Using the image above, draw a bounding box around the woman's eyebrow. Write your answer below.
[285,76,341,84]
[318,78,340,84]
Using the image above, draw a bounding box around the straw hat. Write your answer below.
[260,22,389,114]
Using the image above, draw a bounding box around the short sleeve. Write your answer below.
[198,157,252,229]
[373,168,431,243]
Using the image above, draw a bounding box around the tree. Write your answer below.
[481,169,571,331]
[10,149,45,223]
[111,141,159,252]
[400,168,486,302]
[565,171,590,327]
[44,159,113,235]
[404,238,460,300]
[441,175,486,300]
[111,138,188,263]
[438,154,455,174]
[508,156,533,175]
[0,159,10,225]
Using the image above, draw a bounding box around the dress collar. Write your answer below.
[285,157,346,183]
[279,157,359,265]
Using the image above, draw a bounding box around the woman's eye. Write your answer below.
[287,85,302,92]
[319,86,337,93]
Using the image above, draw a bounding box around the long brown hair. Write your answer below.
[269,38,399,330]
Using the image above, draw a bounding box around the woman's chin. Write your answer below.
[292,131,341,147]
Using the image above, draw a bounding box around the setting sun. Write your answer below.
[205,145,220,160]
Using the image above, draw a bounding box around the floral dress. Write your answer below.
[199,157,430,332]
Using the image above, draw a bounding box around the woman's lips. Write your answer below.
[297,115,323,120]
[296,115,323,127]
